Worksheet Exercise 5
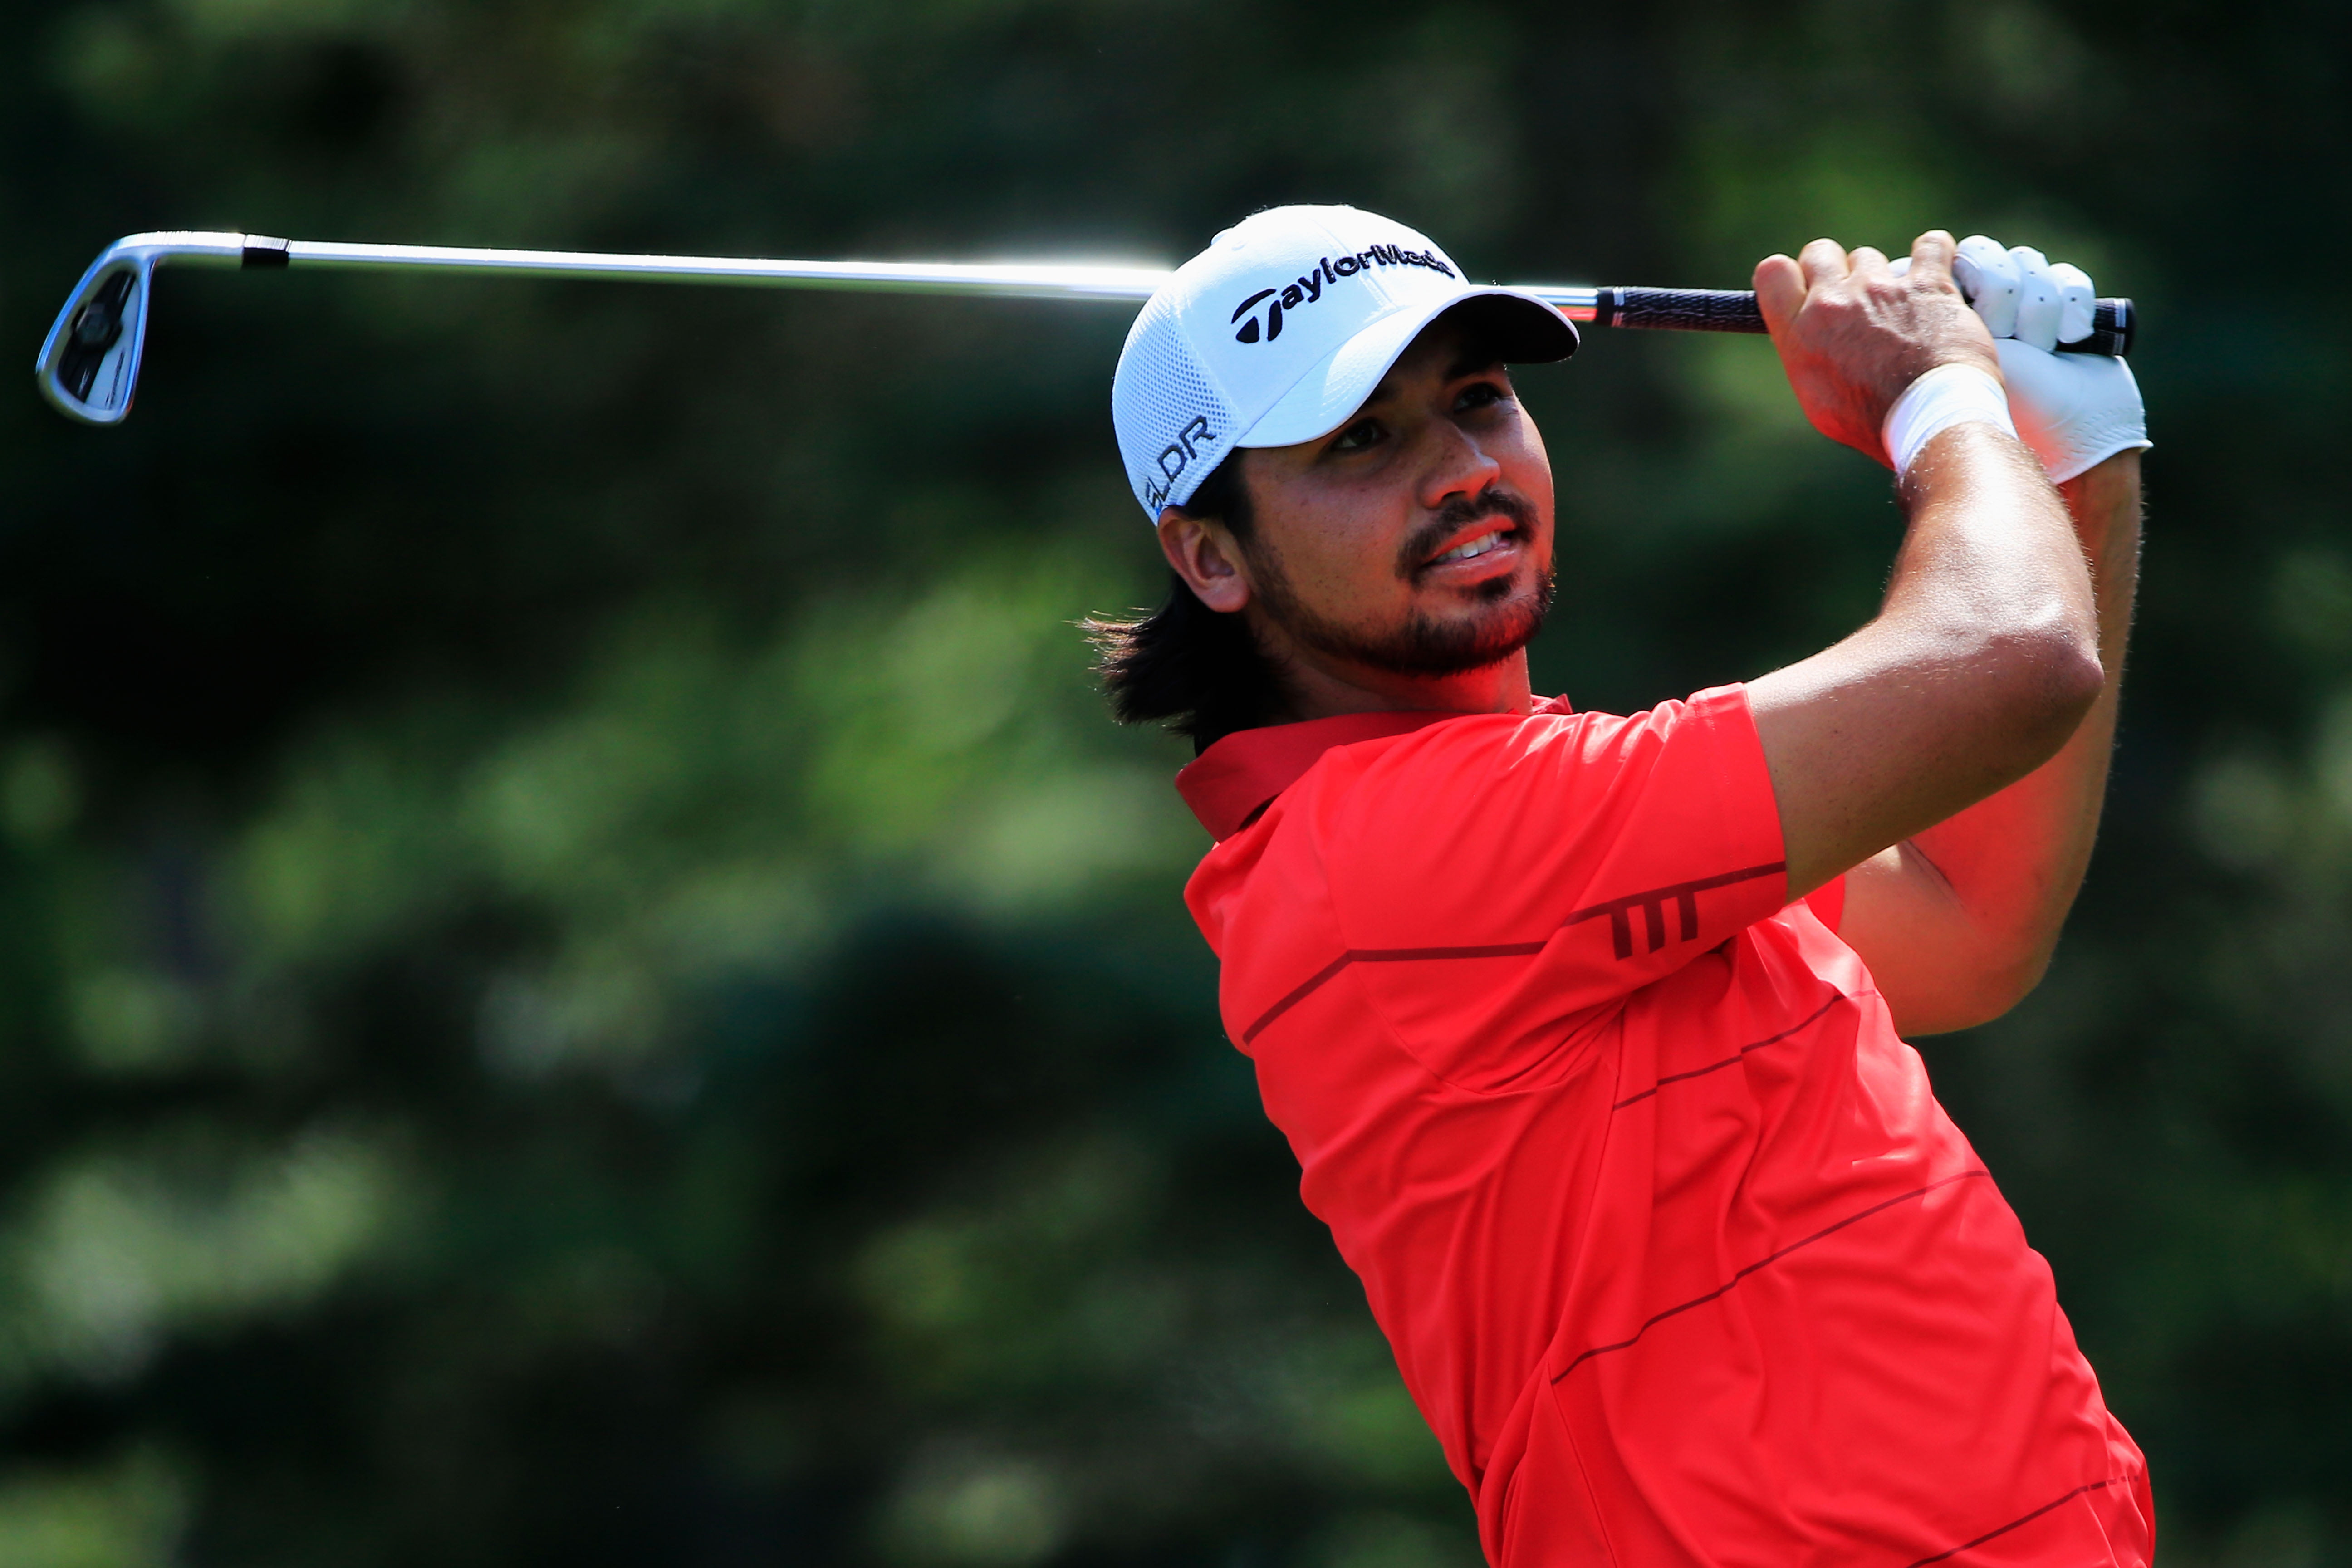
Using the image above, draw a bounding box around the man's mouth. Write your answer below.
[1429,523,1514,566]
[1398,491,1542,581]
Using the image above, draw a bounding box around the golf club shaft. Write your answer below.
[242,235,1176,302]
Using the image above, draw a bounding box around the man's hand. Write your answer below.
[1920,235,2154,484]
[1998,340,2150,483]
[1754,231,2003,464]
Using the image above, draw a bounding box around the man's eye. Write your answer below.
[1329,418,1384,453]
[1456,380,1509,413]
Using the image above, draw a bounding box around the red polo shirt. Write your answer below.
[1177,687,2150,1568]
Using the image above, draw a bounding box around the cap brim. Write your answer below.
[1236,287,1578,450]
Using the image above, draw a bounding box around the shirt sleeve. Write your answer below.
[1299,685,1790,1088]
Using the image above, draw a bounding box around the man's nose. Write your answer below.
[1417,418,1504,512]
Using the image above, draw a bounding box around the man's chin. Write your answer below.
[1303,578,1553,680]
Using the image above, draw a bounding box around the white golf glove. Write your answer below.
[1895,238,2151,483]
[1990,336,2149,484]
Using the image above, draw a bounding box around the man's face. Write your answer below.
[1196,318,1556,682]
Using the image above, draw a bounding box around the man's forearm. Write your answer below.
[1844,451,2141,1030]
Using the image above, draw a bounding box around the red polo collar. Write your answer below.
[1175,697,1575,842]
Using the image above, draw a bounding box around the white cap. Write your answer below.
[1111,204,1576,521]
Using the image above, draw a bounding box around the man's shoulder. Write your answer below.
[1280,687,1758,823]
[1189,687,1763,859]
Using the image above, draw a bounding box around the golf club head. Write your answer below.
[34,233,252,426]
[36,247,155,426]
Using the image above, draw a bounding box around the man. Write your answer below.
[1093,205,2152,1566]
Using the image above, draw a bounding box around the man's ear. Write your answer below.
[1157,510,1253,613]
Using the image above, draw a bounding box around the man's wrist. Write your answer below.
[1882,364,2018,477]
[2058,449,2143,555]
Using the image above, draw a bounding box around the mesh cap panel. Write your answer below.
[1112,289,1238,519]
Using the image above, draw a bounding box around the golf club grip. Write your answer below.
[1596,288,2136,357]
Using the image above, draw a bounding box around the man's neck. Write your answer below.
[1272,645,1534,722]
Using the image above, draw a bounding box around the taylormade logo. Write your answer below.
[1229,245,1457,344]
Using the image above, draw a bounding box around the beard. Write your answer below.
[1245,490,1555,678]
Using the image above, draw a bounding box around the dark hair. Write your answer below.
[1084,454,1289,754]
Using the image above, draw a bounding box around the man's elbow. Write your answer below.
[1982,617,2104,769]
[1892,940,2058,1036]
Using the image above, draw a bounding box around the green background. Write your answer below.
[0,0,2344,1562]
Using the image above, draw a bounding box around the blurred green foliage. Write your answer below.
[0,0,2345,1563]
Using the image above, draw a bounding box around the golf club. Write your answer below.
[34,230,2138,427]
